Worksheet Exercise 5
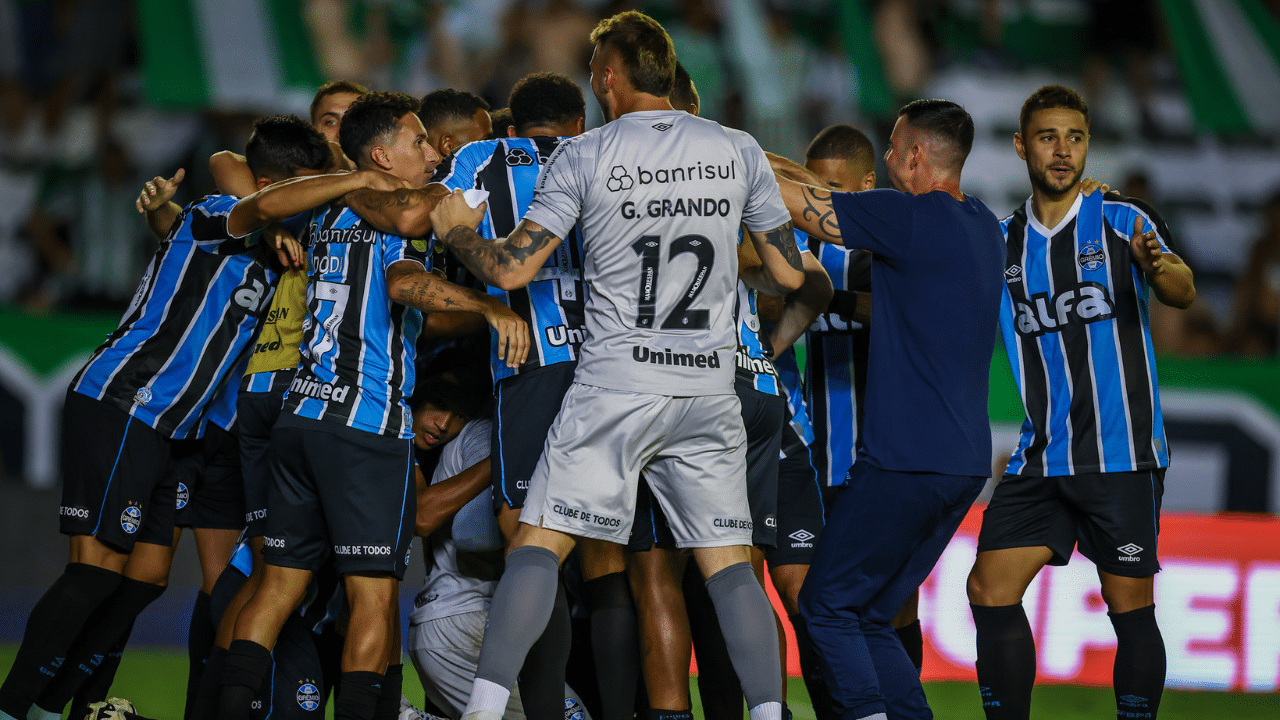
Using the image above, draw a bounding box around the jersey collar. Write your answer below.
[1025,191,1083,238]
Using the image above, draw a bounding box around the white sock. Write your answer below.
[463,677,511,717]
[748,701,783,720]
[856,714,889,720]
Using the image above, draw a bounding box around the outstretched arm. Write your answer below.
[774,176,843,245]
[767,251,834,356]
[227,170,408,238]
[430,189,565,291]
[344,184,449,239]
[385,260,529,367]
[135,168,186,239]
[741,221,805,296]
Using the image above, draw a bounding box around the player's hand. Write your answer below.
[265,226,304,269]
[482,297,529,368]
[1080,177,1110,196]
[1128,216,1164,275]
[429,189,487,243]
[136,168,186,213]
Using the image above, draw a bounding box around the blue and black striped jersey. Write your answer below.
[71,194,277,439]
[734,279,782,396]
[433,137,586,383]
[1000,191,1172,476]
[803,229,872,486]
[285,204,428,439]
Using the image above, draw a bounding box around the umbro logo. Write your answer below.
[1118,695,1147,705]
[789,529,815,542]
[652,122,672,132]
[1117,543,1143,561]
[606,165,634,192]
[1005,265,1022,282]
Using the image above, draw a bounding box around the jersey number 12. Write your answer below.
[631,233,714,330]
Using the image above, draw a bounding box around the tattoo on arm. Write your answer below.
[349,188,415,212]
[763,221,803,272]
[443,221,560,278]
[801,186,841,241]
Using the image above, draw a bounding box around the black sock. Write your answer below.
[683,565,740,720]
[971,603,1035,720]
[1110,606,1164,719]
[788,614,836,720]
[583,572,640,720]
[69,620,134,720]
[519,582,571,720]
[219,640,273,720]
[335,671,383,720]
[186,646,227,720]
[895,619,924,673]
[373,664,402,720]
[185,592,215,720]
[36,577,165,714]
[0,563,123,718]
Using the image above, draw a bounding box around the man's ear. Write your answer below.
[1013,133,1027,162]
[862,171,876,191]
[255,176,273,191]
[370,145,393,172]
[573,117,585,135]
[439,136,456,158]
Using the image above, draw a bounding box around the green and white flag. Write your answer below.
[1163,0,1280,134]
[135,0,323,112]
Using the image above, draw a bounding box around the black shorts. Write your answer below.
[238,381,288,538]
[628,385,782,551]
[766,437,825,567]
[977,469,1165,577]
[59,389,177,552]
[264,413,416,579]
[174,425,245,530]
[491,363,576,510]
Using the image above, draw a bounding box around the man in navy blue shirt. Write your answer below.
[772,99,1005,720]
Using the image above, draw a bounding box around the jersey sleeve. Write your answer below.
[1103,193,1175,256]
[522,136,588,240]
[187,195,257,254]
[733,130,792,232]
[830,189,915,260]
[382,231,430,272]
[793,228,812,254]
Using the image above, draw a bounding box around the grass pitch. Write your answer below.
[2,645,1274,719]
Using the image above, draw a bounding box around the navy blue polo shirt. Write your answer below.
[830,188,1005,477]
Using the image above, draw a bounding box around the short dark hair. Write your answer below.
[309,80,369,123]
[590,11,676,97]
[418,88,490,133]
[898,98,975,163]
[1019,84,1090,136]
[509,72,585,134]
[338,91,421,168]
[488,107,515,139]
[244,115,331,180]
[805,124,875,169]
[669,62,699,113]
[410,347,492,420]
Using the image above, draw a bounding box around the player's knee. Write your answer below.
[966,567,1003,606]
[1099,576,1154,614]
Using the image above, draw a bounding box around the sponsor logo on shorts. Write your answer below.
[134,387,153,406]
[59,506,90,519]
[120,503,142,534]
[405,545,412,566]
[516,480,530,490]
[334,545,392,556]
[713,518,753,530]
[789,528,815,548]
[245,508,267,523]
[764,516,776,528]
[632,346,721,369]
[176,483,189,510]
[263,536,286,548]
[1117,543,1144,562]
[290,375,351,403]
[297,682,322,711]
[564,695,586,720]
[552,504,621,528]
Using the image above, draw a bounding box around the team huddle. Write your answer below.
[0,10,1194,720]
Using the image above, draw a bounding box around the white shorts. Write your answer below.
[406,611,525,720]
[520,383,752,547]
